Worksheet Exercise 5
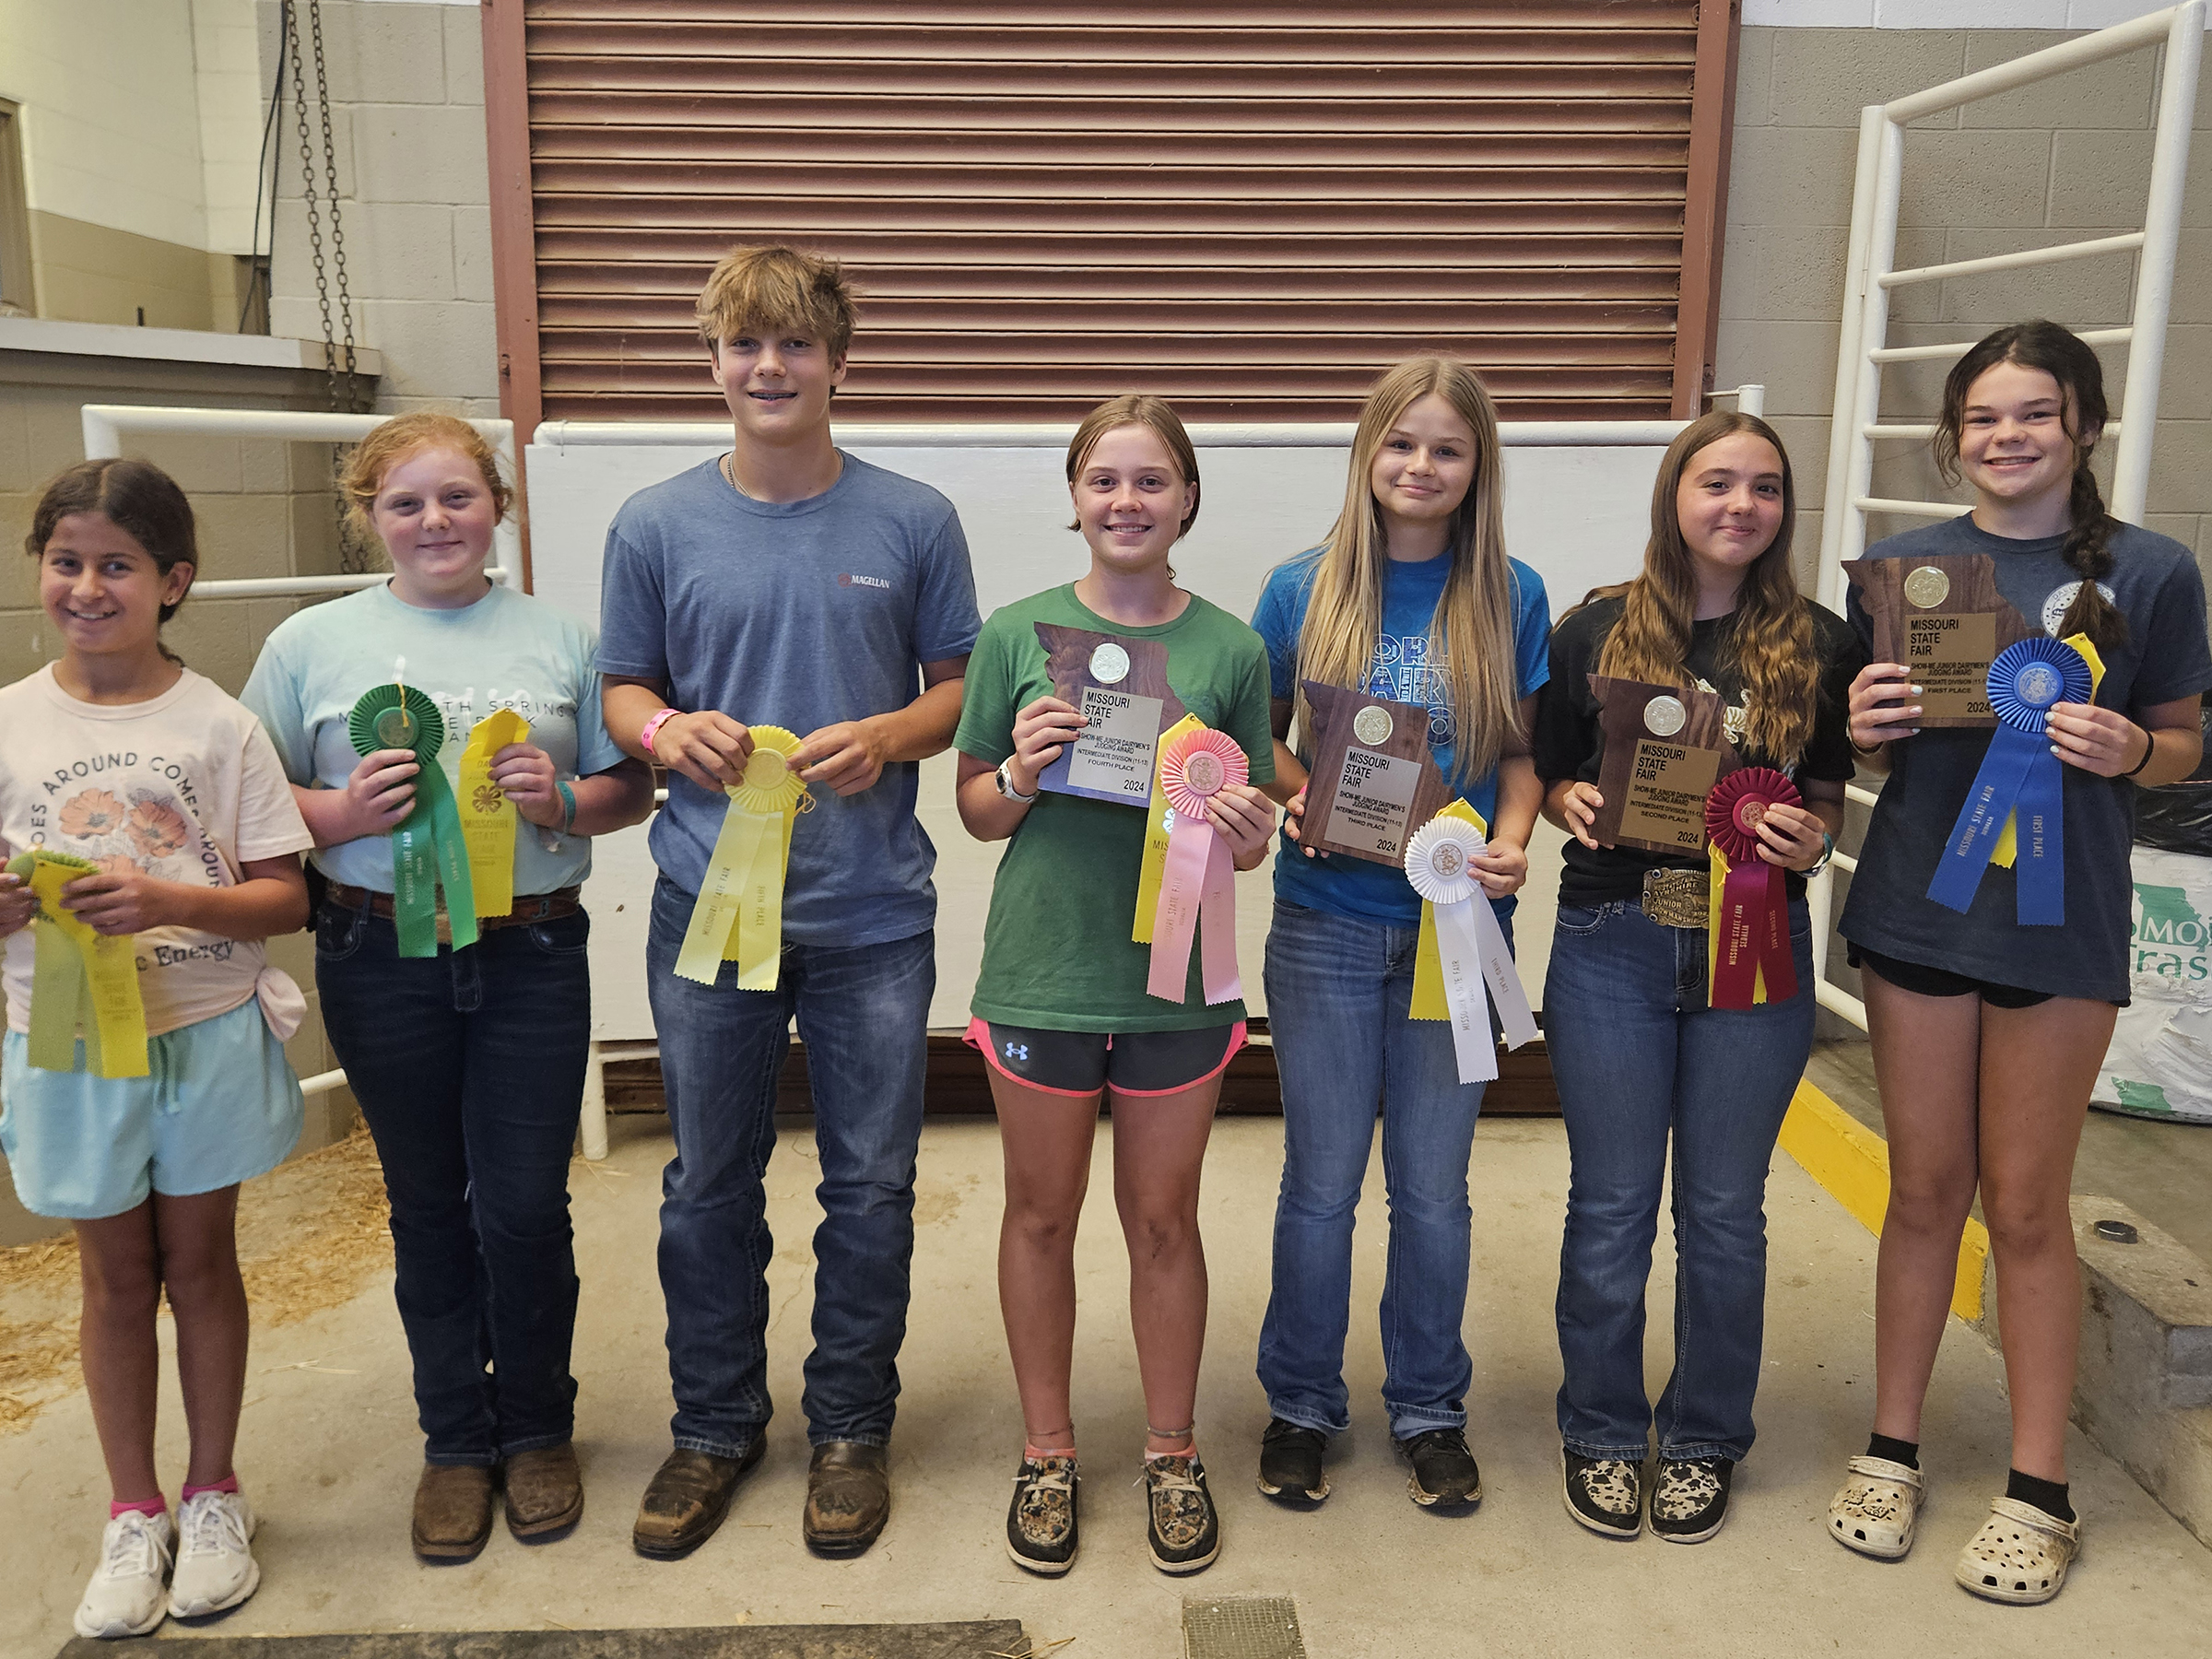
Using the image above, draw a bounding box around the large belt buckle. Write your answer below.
[1641,867,1709,930]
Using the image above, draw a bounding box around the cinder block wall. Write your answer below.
[259,0,499,419]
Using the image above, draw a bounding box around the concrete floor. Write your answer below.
[1807,1039,2212,1262]
[7,1112,2212,1659]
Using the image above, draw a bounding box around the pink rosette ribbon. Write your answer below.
[1146,726,1249,1005]
[1703,767,1802,1010]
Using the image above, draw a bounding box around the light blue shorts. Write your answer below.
[0,998,304,1220]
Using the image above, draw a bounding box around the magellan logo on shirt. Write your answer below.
[838,573,892,591]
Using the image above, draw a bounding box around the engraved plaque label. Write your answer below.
[1327,745,1422,862]
[1617,739,1724,851]
[1907,612,1999,722]
[1065,686,1164,803]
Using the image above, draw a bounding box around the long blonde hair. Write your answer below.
[1594,409,1818,766]
[1293,357,1520,783]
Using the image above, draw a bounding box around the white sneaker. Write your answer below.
[74,1509,175,1639]
[168,1489,260,1619]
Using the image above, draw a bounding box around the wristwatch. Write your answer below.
[995,759,1039,804]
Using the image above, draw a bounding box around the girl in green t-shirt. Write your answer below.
[951,395,1277,1578]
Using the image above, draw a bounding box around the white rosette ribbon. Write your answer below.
[1403,818,1540,1084]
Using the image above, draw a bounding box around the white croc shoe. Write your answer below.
[1956,1496,2078,1605]
[1829,1454,1924,1559]
[74,1509,175,1639]
[168,1490,260,1619]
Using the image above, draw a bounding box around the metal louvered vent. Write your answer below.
[488,2,1736,430]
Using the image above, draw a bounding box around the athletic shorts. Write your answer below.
[965,1017,1246,1098]
[0,998,304,1219]
[1847,944,2054,1010]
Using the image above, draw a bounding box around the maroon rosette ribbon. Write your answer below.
[1703,767,1802,1010]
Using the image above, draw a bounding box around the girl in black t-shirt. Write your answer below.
[1830,322,2211,1605]
[1532,411,1856,1546]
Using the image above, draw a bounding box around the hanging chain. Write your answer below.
[285,0,370,571]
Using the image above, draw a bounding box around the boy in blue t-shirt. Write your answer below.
[597,245,981,1563]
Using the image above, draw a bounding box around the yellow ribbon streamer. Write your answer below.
[674,726,807,989]
[457,708,532,916]
[1132,713,1206,944]
[1990,633,2105,868]
[10,851,148,1078]
[1410,800,1489,1020]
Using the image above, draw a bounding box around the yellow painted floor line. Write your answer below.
[1779,1078,1991,1321]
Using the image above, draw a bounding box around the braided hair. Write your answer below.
[1935,320,2127,653]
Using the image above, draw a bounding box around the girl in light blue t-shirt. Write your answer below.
[242,414,653,1564]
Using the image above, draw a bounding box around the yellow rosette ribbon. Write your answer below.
[674,726,809,990]
[457,708,532,916]
[7,850,149,1079]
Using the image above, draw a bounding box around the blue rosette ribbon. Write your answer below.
[1925,637,2091,925]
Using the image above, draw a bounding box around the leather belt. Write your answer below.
[1640,867,1710,930]
[324,881,582,945]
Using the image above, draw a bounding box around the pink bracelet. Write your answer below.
[639,706,681,760]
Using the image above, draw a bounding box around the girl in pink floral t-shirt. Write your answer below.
[0,460,312,1640]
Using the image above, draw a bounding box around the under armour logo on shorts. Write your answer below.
[1006,1041,1030,1063]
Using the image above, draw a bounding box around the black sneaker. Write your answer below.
[1144,1453,1220,1575]
[1648,1455,1733,1544]
[1004,1454,1078,1576]
[1561,1449,1642,1539]
[1395,1428,1482,1512]
[1256,1418,1328,1507]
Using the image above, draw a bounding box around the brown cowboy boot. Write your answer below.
[803,1441,890,1558]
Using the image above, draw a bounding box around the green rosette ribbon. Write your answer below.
[348,685,477,957]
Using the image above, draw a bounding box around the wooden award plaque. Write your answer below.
[1032,623,1188,807]
[1843,552,2036,728]
[1587,675,1739,855]
[1296,680,1453,866]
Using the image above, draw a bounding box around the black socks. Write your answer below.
[2006,1468,2075,1524]
[1865,1433,1919,1470]
[1861,1439,2072,1522]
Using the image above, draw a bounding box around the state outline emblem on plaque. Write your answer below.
[1032,622,1188,807]
[1295,679,1453,866]
[1585,673,1741,856]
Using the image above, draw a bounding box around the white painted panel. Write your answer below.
[531,438,1665,1039]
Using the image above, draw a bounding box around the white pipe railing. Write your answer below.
[82,405,524,587]
[1808,4,2203,1035]
[1877,233,2147,290]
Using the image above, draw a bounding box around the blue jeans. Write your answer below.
[1257,900,1494,1441]
[315,899,591,1465]
[1543,896,1815,1463]
[646,877,932,1456]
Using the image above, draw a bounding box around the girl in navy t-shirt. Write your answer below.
[1831,322,2212,1604]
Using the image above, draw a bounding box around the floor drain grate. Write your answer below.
[1182,1595,1306,1659]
